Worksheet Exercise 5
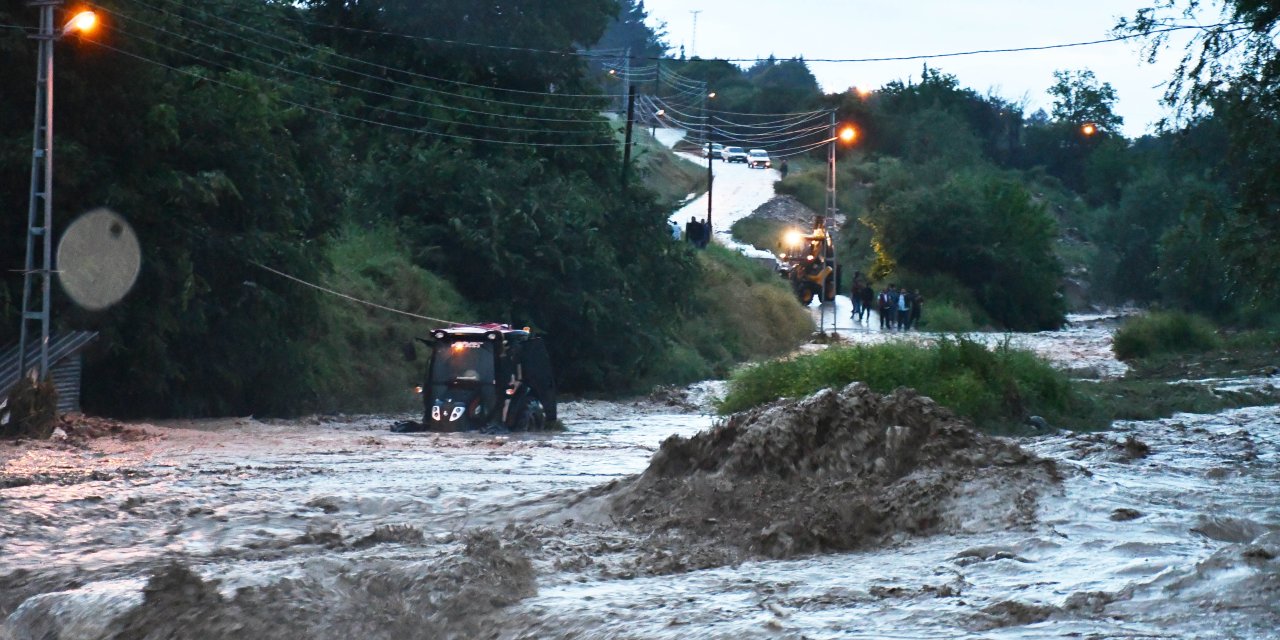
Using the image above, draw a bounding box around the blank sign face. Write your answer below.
[57,208,141,311]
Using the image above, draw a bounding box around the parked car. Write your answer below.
[723,146,749,163]
[747,149,772,169]
[702,142,724,159]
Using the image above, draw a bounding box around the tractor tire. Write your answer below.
[513,399,547,432]
[823,274,836,301]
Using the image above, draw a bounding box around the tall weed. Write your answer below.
[1112,311,1219,361]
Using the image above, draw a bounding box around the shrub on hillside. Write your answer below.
[1112,311,1219,361]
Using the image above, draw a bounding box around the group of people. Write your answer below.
[849,273,924,330]
[683,216,713,248]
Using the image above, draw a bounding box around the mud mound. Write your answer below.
[608,383,1057,561]
[749,195,821,226]
[98,531,533,640]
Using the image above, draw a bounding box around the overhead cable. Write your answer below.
[87,38,618,148]
[252,261,463,326]
[120,0,613,110]
[102,6,613,125]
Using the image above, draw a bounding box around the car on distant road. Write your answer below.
[723,146,749,163]
[747,149,771,169]
[702,143,723,159]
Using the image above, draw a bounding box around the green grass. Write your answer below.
[730,217,793,253]
[1113,311,1220,361]
[645,246,814,386]
[719,336,1093,433]
[919,301,977,332]
[312,224,476,412]
[631,129,707,207]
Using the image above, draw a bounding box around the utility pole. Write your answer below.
[703,88,713,238]
[622,85,636,187]
[689,10,701,58]
[18,0,61,380]
[825,111,839,333]
[619,48,630,114]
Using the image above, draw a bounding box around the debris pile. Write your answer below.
[608,382,1058,560]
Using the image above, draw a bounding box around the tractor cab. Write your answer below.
[393,324,556,433]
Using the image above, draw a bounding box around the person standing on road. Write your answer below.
[860,282,875,325]
[897,288,911,330]
[700,217,712,248]
[780,159,789,179]
[909,290,924,329]
[879,286,894,329]
[685,217,699,245]
[850,272,864,320]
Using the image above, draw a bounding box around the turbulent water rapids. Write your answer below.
[1,318,1278,639]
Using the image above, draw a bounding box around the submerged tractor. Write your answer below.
[393,324,556,433]
[777,216,837,305]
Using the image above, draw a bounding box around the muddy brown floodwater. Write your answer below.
[2,348,1279,638]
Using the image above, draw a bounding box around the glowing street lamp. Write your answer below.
[838,125,857,144]
[1081,122,1098,136]
[64,10,96,36]
[651,108,665,137]
[16,4,98,380]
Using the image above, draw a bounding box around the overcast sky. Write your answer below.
[642,0,1208,137]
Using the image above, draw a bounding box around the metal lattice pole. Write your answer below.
[18,0,61,380]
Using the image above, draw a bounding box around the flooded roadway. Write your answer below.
[2,338,1278,638]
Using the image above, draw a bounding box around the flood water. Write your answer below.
[2,326,1277,639]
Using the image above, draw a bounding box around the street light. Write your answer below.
[1080,122,1098,136]
[16,2,96,380]
[819,116,859,334]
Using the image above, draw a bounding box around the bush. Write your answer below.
[919,301,977,332]
[1112,311,1219,361]
[718,336,1091,433]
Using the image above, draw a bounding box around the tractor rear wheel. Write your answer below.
[513,399,547,431]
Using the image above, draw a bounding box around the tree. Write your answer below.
[1048,69,1123,133]
[1121,1,1280,302]
[596,0,667,59]
[865,165,1066,330]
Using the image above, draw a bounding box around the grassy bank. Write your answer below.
[646,245,814,387]
[719,337,1092,433]
[720,314,1280,434]
[313,224,476,412]
[628,127,707,207]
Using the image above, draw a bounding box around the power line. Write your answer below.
[103,16,612,134]
[118,0,614,111]
[251,261,463,326]
[87,38,619,148]
[705,23,1244,64]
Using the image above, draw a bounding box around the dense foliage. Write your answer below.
[0,0,790,417]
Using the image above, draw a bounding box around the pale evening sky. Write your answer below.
[642,0,1210,138]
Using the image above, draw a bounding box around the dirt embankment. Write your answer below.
[605,382,1059,562]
